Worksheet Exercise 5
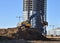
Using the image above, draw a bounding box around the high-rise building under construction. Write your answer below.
[23,0,47,34]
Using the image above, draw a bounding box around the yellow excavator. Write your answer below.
[20,14,48,28]
[20,20,48,29]
[20,20,31,28]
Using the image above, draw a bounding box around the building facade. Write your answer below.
[47,28,60,36]
[23,0,47,34]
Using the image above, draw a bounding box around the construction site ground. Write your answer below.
[0,27,60,43]
[0,39,60,43]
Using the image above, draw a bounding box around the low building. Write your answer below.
[47,28,60,36]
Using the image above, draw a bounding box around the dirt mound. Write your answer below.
[0,27,49,40]
[0,27,18,37]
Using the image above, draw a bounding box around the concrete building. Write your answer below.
[23,0,47,34]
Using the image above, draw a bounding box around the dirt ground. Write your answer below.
[27,41,60,43]
[0,39,27,43]
[0,39,60,43]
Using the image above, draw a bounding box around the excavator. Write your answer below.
[20,13,48,29]
[20,20,48,29]
[17,14,48,40]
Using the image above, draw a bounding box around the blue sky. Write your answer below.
[0,0,23,28]
[0,0,60,29]
[47,0,60,30]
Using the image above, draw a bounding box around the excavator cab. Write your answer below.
[21,20,31,28]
